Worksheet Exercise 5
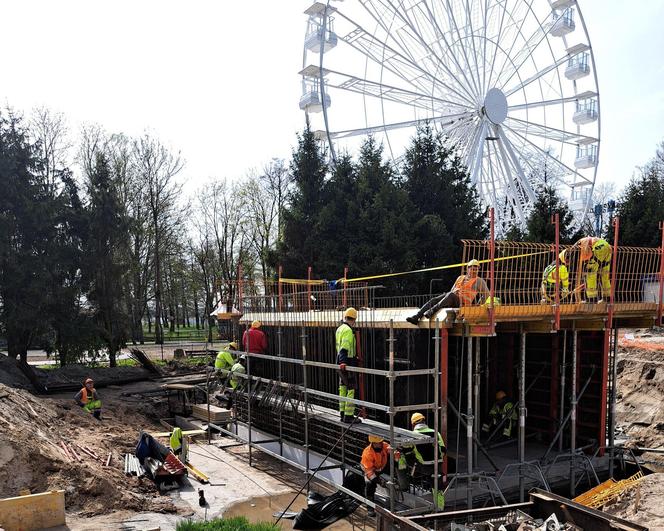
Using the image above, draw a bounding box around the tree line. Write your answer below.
[1,106,663,366]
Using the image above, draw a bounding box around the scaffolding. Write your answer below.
[208,219,664,516]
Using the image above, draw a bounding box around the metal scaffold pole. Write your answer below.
[246,323,253,467]
[570,328,578,497]
[433,320,441,510]
[473,337,481,465]
[388,320,396,513]
[278,316,283,457]
[466,328,474,509]
[519,328,526,502]
[302,324,310,491]
[609,326,619,476]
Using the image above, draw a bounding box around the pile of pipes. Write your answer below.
[60,441,112,467]
[451,512,582,531]
[124,453,146,477]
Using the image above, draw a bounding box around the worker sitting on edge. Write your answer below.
[74,378,102,420]
[169,427,188,463]
[243,320,268,354]
[229,354,247,391]
[361,435,400,517]
[402,413,446,509]
[576,236,612,303]
[482,390,517,439]
[337,307,361,424]
[215,341,238,375]
[406,259,489,325]
[540,250,570,304]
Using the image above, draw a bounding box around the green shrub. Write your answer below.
[176,516,278,531]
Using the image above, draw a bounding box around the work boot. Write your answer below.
[406,315,420,326]
[340,411,345,421]
[343,415,362,424]
[367,507,376,517]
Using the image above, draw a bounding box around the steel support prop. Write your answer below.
[609,327,619,476]
[278,316,283,457]
[570,329,578,497]
[246,323,252,467]
[440,327,449,482]
[388,320,396,512]
[473,337,481,465]
[466,328,474,509]
[559,330,567,452]
[519,329,527,502]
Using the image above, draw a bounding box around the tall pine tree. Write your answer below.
[524,184,576,243]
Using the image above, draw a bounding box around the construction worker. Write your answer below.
[230,355,247,391]
[243,320,268,354]
[407,259,489,325]
[215,341,238,374]
[169,427,188,462]
[74,378,102,420]
[403,413,446,508]
[541,250,570,304]
[361,435,400,517]
[576,236,612,302]
[482,391,517,439]
[337,307,360,423]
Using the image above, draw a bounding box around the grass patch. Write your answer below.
[35,363,60,370]
[176,516,278,531]
[116,358,140,367]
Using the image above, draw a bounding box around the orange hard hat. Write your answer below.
[496,390,507,400]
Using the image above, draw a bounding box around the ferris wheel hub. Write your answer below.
[483,88,508,125]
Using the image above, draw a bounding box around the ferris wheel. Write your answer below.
[299,0,600,231]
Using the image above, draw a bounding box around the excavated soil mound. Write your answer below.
[37,363,152,390]
[603,473,664,530]
[0,356,33,389]
[0,383,181,516]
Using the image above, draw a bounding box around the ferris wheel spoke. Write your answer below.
[508,91,598,112]
[502,124,594,186]
[493,139,527,223]
[495,125,537,203]
[364,0,481,102]
[328,112,474,140]
[300,65,470,113]
[502,45,587,98]
[505,117,598,146]
[467,121,489,189]
[495,15,556,91]
[335,11,477,107]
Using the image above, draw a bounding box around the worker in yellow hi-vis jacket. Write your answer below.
[577,236,612,303]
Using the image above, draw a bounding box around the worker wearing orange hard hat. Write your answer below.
[575,236,612,303]
[74,378,102,420]
[337,307,360,423]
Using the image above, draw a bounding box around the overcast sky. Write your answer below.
[1,0,663,197]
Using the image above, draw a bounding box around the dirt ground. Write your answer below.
[603,472,664,530]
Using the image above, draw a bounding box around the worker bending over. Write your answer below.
[361,435,400,517]
[541,251,569,304]
[215,341,238,375]
[482,390,517,439]
[577,236,612,303]
[229,354,247,391]
[402,413,446,508]
[337,307,360,424]
[407,259,489,325]
[74,378,102,420]
[169,427,188,462]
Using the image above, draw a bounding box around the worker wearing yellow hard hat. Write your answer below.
[337,307,360,423]
[400,413,446,508]
[482,390,517,439]
[215,341,238,374]
[575,236,612,303]
[540,250,570,304]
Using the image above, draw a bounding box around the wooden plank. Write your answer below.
[151,429,207,437]
[164,383,197,390]
[191,404,232,422]
[0,490,65,531]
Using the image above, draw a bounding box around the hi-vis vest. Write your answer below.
[453,275,480,305]
[79,387,95,404]
[335,323,356,359]
[543,262,569,289]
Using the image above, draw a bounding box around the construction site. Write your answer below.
[2,224,664,531]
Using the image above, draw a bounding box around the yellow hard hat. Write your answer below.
[559,250,567,265]
[228,341,238,350]
[496,390,507,400]
[368,435,384,443]
[344,307,358,320]
[251,320,261,329]
[467,259,480,268]
[411,412,425,425]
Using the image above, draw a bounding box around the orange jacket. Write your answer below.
[361,442,390,480]
[77,387,97,404]
[453,275,488,305]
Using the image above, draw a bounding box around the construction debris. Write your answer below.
[574,471,645,509]
[124,454,146,477]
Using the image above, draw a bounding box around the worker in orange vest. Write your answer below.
[361,435,400,517]
[74,378,102,420]
[407,259,489,325]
